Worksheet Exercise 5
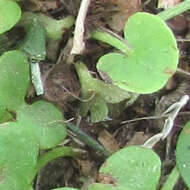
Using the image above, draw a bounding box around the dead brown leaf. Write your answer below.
[98,173,117,186]
[127,132,150,146]
[99,0,142,32]
[76,159,92,176]
[98,130,120,153]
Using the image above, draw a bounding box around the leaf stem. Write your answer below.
[67,123,111,157]
[158,0,190,21]
[91,28,133,55]
[160,166,180,190]
[36,146,77,172]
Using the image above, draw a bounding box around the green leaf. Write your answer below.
[90,95,108,123]
[97,12,178,94]
[75,62,131,104]
[0,101,67,189]
[0,0,21,34]
[0,123,38,190]
[176,122,190,188]
[89,146,161,190]
[16,101,67,149]
[75,62,131,122]
[0,50,30,120]
[89,183,116,190]
[0,49,66,189]
[19,18,46,60]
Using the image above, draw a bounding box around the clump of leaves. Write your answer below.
[0,0,186,189]
[77,12,179,122]
[0,50,67,189]
[93,12,179,94]
[0,2,78,188]
[75,62,132,122]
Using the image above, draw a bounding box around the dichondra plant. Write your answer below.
[1,0,190,189]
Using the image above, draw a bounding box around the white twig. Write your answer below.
[143,133,163,149]
[71,0,91,55]
[161,95,189,139]
[143,95,189,149]
[31,61,44,95]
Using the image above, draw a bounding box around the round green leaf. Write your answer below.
[0,0,21,34]
[176,122,190,188]
[90,146,161,190]
[97,12,178,94]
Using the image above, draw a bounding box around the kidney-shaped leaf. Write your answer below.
[0,0,21,34]
[176,122,190,188]
[97,12,178,94]
[89,146,161,190]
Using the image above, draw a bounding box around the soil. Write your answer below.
[20,0,190,189]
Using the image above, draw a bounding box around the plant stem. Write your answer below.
[91,28,133,55]
[36,146,77,172]
[160,166,180,190]
[177,68,190,77]
[158,0,190,21]
[67,123,111,157]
